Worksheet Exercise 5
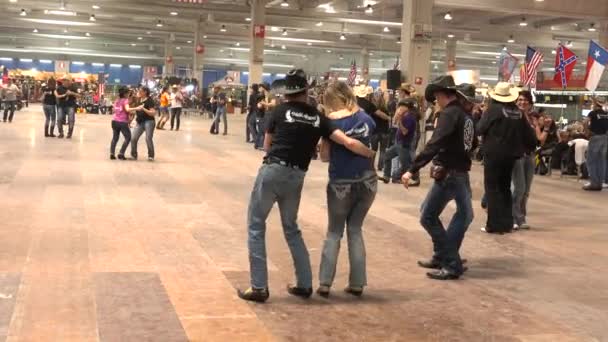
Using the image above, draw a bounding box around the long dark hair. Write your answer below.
[518,90,534,104]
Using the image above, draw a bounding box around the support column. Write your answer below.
[163,40,174,77]
[361,48,370,84]
[193,19,205,91]
[248,0,265,88]
[446,39,457,72]
[400,0,433,94]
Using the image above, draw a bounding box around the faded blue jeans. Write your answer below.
[512,154,535,225]
[586,134,608,188]
[212,105,227,134]
[420,171,473,274]
[319,173,377,288]
[383,144,411,181]
[131,120,155,159]
[247,163,311,289]
[57,106,75,136]
[43,104,56,136]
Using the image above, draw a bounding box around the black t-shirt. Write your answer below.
[56,84,77,107]
[265,101,337,171]
[357,97,388,133]
[136,97,156,123]
[588,109,608,135]
[256,94,266,118]
[42,86,56,106]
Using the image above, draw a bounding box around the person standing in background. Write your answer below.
[130,87,157,161]
[157,86,170,130]
[54,76,78,139]
[110,87,137,160]
[354,85,390,170]
[2,78,21,123]
[254,84,272,149]
[41,79,57,137]
[247,84,260,143]
[379,101,417,184]
[169,85,183,131]
[21,81,30,108]
[583,99,608,191]
[210,88,228,136]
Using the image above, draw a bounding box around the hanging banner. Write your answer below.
[55,60,69,75]
[226,70,241,83]
[253,25,265,38]
[196,44,205,54]
[498,50,519,82]
[143,66,157,80]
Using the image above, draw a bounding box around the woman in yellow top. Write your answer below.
[156,86,170,129]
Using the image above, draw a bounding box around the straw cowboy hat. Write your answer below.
[353,84,373,98]
[399,83,417,95]
[488,82,520,103]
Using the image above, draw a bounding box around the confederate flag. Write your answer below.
[553,44,578,88]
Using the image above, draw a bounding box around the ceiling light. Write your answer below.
[492,61,497,64]
[535,0,544,2]
[20,9,26,16]
[339,55,344,60]
[85,32,91,37]
[397,37,401,44]
[92,5,100,9]
[146,31,151,34]
[245,17,251,21]
[307,42,312,46]
[137,36,142,40]
[270,41,275,47]
[271,26,279,32]
[203,35,207,38]
[282,29,288,36]
[447,33,455,38]
[235,42,240,46]
[170,11,178,16]
[19,58,33,62]
[40,59,53,63]
[34,33,90,40]
[365,5,373,14]
[187,40,192,43]
[383,26,390,32]
[519,17,527,27]
[588,23,597,32]
[220,49,224,52]
[566,40,573,48]
[281,0,289,7]
[44,10,77,16]
[316,22,323,27]
[281,45,286,50]
[220,25,227,32]
[9,0,17,3]
[326,49,332,53]
[131,43,137,47]
[175,46,180,49]
[63,28,68,33]
[89,14,96,21]
[32,28,38,33]
[65,41,70,46]
[551,50,556,54]
[318,4,336,13]
[340,33,346,40]
[71,61,84,65]
[156,20,163,27]
[507,35,515,43]
[444,12,452,21]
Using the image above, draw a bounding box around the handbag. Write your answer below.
[430,164,448,181]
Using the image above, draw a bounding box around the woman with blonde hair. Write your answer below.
[317,81,377,298]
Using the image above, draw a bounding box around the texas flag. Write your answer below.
[584,40,608,92]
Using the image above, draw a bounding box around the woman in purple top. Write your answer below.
[110,87,138,160]
[317,82,377,298]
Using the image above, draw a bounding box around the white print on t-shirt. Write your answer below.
[285,109,320,127]
[345,123,371,139]
[463,117,474,152]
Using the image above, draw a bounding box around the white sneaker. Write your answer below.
[481,227,488,233]
[603,183,608,189]
[519,223,531,229]
[513,224,520,230]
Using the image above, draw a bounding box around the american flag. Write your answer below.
[521,46,543,87]
[347,60,357,86]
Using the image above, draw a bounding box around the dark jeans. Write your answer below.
[254,117,265,149]
[43,104,56,136]
[246,111,257,142]
[371,132,389,170]
[170,107,182,130]
[586,134,607,187]
[382,144,411,180]
[319,174,377,288]
[131,120,155,159]
[210,105,227,134]
[57,106,75,136]
[3,100,16,122]
[484,156,516,232]
[110,120,132,156]
[420,172,473,274]
[512,154,535,225]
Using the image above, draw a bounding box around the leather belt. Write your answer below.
[263,157,303,171]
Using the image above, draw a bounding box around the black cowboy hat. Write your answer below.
[455,83,482,104]
[283,69,308,95]
[424,75,457,102]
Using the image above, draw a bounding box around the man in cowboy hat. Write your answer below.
[354,85,390,170]
[401,75,475,280]
[238,69,376,302]
[54,75,78,139]
[476,82,536,234]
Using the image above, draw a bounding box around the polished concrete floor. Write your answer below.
[0,105,607,342]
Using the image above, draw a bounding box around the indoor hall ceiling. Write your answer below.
[0,0,606,79]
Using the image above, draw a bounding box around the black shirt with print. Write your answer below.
[56,84,77,108]
[265,101,337,171]
[42,86,56,106]
[357,97,388,133]
[136,97,156,123]
[588,109,608,135]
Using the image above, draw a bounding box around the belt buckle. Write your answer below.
[279,161,287,167]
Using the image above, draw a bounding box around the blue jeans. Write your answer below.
[511,154,535,225]
[254,117,265,149]
[2,100,16,122]
[43,104,56,135]
[319,174,377,288]
[420,172,473,274]
[57,106,75,136]
[586,134,608,187]
[131,120,155,159]
[110,120,131,156]
[248,163,310,289]
[383,144,411,180]
[211,105,227,134]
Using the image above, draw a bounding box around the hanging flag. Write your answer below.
[498,50,519,82]
[584,40,608,92]
[521,46,543,87]
[347,60,357,86]
[393,57,400,70]
[553,44,578,89]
